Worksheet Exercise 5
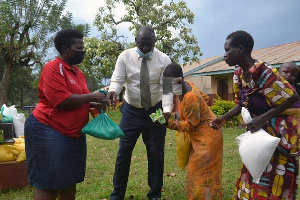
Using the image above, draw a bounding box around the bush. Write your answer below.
[210,98,241,127]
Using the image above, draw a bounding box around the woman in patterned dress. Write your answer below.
[211,30,300,200]
[163,63,223,200]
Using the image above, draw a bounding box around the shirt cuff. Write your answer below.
[163,105,173,113]
[108,82,122,95]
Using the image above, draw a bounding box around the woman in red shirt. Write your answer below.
[24,29,107,200]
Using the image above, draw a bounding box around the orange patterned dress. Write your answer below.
[167,81,223,200]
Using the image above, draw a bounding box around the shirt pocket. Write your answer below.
[149,68,161,83]
[127,69,140,80]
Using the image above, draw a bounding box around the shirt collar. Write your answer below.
[136,47,153,60]
[56,57,79,72]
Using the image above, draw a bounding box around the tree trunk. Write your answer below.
[20,88,24,108]
[0,82,8,108]
[0,62,13,107]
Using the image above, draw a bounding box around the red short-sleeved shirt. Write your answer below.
[33,57,90,137]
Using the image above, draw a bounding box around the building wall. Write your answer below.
[227,73,234,101]
[211,77,219,94]
[183,73,235,105]
[184,75,212,94]
[228,73,233,93]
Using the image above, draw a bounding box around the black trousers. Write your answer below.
[110,101,166,200]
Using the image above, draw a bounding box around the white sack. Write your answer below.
[236,107,280,183]
[2,104,18,118]
[13,113,26,137]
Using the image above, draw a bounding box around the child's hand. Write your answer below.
[163,112,171,121]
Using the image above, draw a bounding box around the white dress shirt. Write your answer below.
[109,47,173,111]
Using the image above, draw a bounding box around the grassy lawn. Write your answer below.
[0,110,299,199]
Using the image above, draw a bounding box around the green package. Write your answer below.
[150,108,166,124]
[150,113,158,122]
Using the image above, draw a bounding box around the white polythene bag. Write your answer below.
[13,113,26,137]
[162,94,174,113]
[2,104,18,118]
[236,107,280,183]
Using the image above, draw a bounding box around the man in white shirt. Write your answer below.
[107,26,172,200]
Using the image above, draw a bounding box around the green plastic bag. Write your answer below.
[0,115,13,123]
[81,110,124,140]
[0,105,13,123]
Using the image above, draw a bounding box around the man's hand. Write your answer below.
[210,116,227,130]
[107,91,117,107]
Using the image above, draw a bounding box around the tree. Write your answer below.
[79,37,124,86]
[8,64,38,107]
[0,0,90,107]
[94,0,202,65]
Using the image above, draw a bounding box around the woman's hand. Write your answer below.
[246,115,265,133]
[210,116,227,130]
[90,102,107,112]
[210,104,241,130]
[245,93,299,133]
[89,101,108,118]
[91,91,109,104]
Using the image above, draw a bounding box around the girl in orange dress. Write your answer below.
[162,63,223,200]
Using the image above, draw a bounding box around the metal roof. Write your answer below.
[183,41,300,76]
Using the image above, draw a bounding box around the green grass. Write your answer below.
[0,110,299,199]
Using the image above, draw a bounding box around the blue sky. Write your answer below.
[66,0,300,60]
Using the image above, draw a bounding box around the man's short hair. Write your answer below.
[137,26,155,38]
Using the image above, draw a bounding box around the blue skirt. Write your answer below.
[24,114,86,190]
